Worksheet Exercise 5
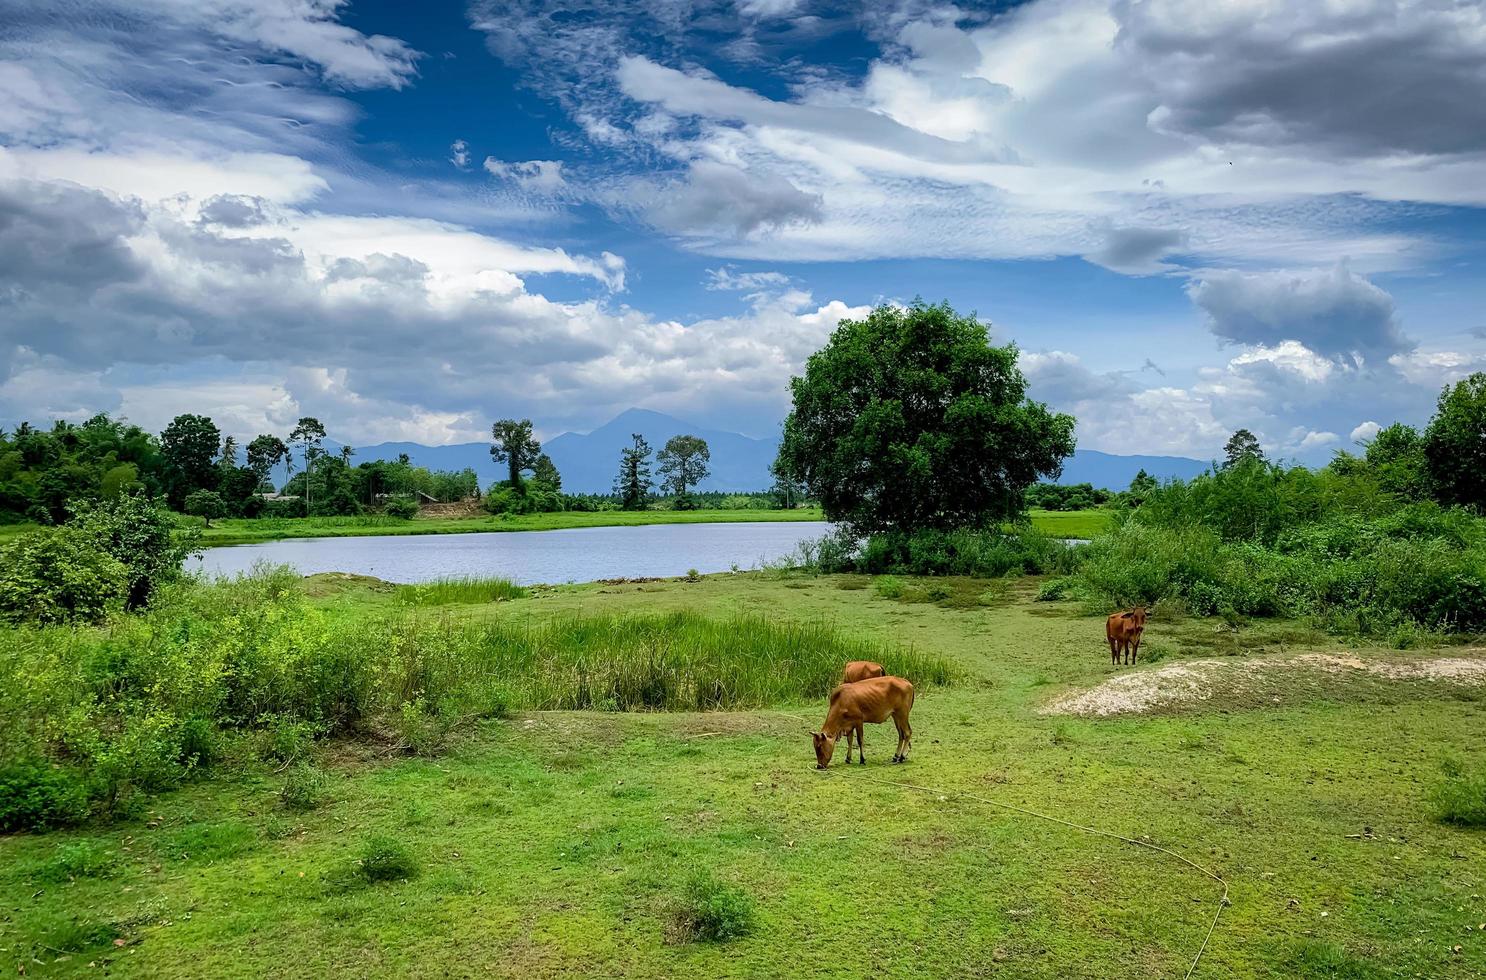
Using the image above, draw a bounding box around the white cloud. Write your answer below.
[450,139,470,169]
[1350,421,1381,443]
[483,158,568,193]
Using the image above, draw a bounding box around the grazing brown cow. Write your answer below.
[811,675,915,769]
[841,660,886,684]
[1106,606,1148,665]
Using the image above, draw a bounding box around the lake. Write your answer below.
[189,521,834,585]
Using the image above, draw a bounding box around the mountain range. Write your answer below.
[338,409,1210,493]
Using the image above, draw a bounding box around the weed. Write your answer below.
[22,841,119,883]
[357,835,419,883]
[1429,758,1486,827]
[874,575,905,599]
[665,871,755,943]
[279,762,328,811]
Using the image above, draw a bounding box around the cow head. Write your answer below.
[1126,606,1148,631]
[811,731,838,769]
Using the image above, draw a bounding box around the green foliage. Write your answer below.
[160,414,222,510]
[1070,461,1486,634]
[70,494,200,609]
[873,575,905,598]
[1429,758,1486,828]
[383,495,420,519]
[0,414,164,524]
[22,841,119,883]
[1222,428,1264,468]
[613,433,654,510]
[1024,482,1110,511]
[1423,371,1486,508]
[0,569,948,824]
[396,577,527,606]
[0,525,130,624]
[489,418,541,489]
[667,871,755,943]
[778,300,1076,536]
[1363,422,1429,501]
[184,489,226,525]
[657,435,711,506]
[0,760,90,832]
[1279,940,1389,979]
[484,482,564,515]
[530,453,562,494]
[279,762,328,811]
[357,835,419,882]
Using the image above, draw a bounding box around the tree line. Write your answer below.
[0,410,804,526]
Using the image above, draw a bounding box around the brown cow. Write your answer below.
[811,675,915,769]
[1106,606,1148,665]
[841,660,886,684]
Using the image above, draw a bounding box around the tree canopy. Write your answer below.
[657,435,710,508]
[613,434,654,510]
[777,301,1075,535]
[1222,428,1264,469]
[490,419,542,489]
[1424,371,1486,508]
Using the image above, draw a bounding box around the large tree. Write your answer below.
[657,435,710,508]
[613,434,653,510]
[490,419,542,489]
[777,300,1075,535]
[1364,422,1429,501]
[288,417,326,514]
[531,453,562,494]
[1423,371,1486,508]
[246,434,287,491]
[1222,429,1264,468]
[160,413,221,509]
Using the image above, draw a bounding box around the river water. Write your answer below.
[188,521,834,585]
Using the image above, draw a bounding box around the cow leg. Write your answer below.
[1109,637,1119,665]
[856,723,866,765]
[892,712,912,763]
[1131,636,1140,665]
[1123,640,1132,666]
[843,728,855,764]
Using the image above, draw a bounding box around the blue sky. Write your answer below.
[2,0,1485,464]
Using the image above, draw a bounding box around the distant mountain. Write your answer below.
[543,409,779,493]
[1057,449,1210,490]
[342,411,1208,495]
[346,409,781,494]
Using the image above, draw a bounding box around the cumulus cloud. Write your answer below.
[472,0,1486,265]
[450,139,470,169]
[1188,265,1412,361]
[1350,421,1381,443]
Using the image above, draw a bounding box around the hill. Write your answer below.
[341,412,1208,494]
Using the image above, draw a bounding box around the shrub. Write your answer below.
[279,762,328,811]
[0,526,130,625]
[685,568,702,582]
[873,575,905,599]
[666,871,755,943]
[394,698,454,756]
[357,835,419,882]
[1035,577,1071,601]
[0,760,90,832]
[1429,758,1486,828]
[383,496,419,519]
[69,495,199,609]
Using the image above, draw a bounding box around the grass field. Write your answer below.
[192,507,1110,546]
[3,570,1482,977]
[194,508,827,545]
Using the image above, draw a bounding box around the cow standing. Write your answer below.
[841,660,886,684]
[1106,606,1147,665]
[811,675,915,769]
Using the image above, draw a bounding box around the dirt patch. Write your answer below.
[1043,651,1486,717]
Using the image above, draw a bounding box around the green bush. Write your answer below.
[279,762,328,811]
[0,526,130,625]
[383,496,419,519]
[667,871,755,943]
[0,760,90,832]
[357,835,419,882]
[873,575,905,599]
[1429,758,1486,828]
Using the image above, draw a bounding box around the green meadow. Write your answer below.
[2,568,1482,978]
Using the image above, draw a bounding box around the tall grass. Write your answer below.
[395,576,527,605]
[0,568,950,828]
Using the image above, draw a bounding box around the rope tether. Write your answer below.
[813,767,1229,980]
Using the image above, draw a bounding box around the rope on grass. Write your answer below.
[814,767,1229,980]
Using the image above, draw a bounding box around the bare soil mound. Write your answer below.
[1043,651,1486,717]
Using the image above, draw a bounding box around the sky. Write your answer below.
[2,0,1485,463]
